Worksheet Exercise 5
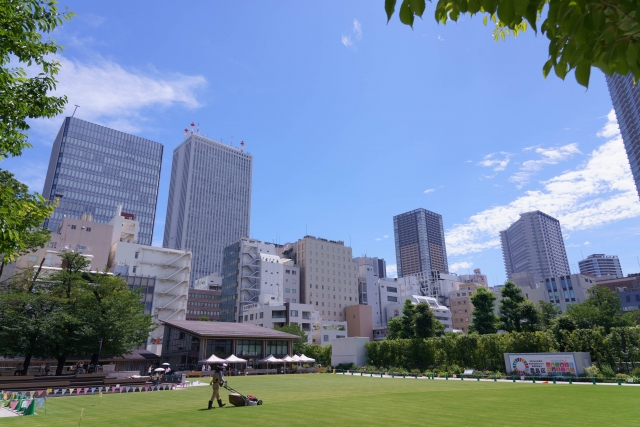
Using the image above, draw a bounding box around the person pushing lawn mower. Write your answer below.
[208,364,227,410]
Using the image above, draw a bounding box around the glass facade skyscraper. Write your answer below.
[163,133,253,284]
[605,73,640,200]
[393,208,449,278]
[42,117,163,246]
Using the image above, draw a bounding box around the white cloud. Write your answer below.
[375,238,382,241]
[11,161,48,193]
[597,110,619,139]
[353,20,362,40]
[478,152,512,172]
[38,56,207,134]
[375,235,390,241]
[584,241,591,246]
[383,235,389,239]
[449,261,473,273]
[342,19,362,49]
[509,143,581,188]
[521,143,582,171]
[424,188,435,194]
[447,110,640,256]
[386,264,397,278]
[341,35,353,48]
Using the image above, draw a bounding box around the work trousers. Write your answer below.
[210,384,220,402]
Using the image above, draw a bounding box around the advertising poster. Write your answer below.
[507,354,577,376]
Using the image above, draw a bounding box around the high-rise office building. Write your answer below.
[393,208,448,278]
[42,117,163,245]
[163,132,253,283]
[605,73,640,199]
[500,210,570,287]
[579,254,624,278]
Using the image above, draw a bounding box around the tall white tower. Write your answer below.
[163,131,253,284]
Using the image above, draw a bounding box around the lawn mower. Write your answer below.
[222,382,263,406]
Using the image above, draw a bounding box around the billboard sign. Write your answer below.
[506,353,577,376]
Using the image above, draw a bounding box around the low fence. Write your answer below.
[330,369,639,385]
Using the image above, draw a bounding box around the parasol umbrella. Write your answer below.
[161,363,170,366]
[154,368,165,372]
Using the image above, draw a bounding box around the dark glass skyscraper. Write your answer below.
[42,117,163,245]
[605,73,640,200]
[393,208,448,278]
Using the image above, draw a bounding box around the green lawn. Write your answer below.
[5,374,640,426]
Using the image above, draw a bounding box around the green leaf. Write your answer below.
[542,59,554,78]
[385,0,397,23]
[399,0,415,27]
[575,60,591,87]
[497,0,515,25]
[409,0,426,17]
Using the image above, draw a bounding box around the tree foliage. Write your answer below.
[0,0,74,159]
[0,170,53,276]
[566,286,632,333]
[469,287,498,334]
[387,299,445,340]
[384,0,640,87]
[275,323,308,355]
[499,281,527,332]
[0,251,153,375]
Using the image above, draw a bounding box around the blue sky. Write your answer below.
[5,1,640,285]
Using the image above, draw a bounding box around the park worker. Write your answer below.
[208,364,227,410]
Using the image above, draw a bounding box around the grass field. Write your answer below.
[4,374,640,426]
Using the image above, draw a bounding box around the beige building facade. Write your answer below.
[286,235,359,322]
[450,283,487,333]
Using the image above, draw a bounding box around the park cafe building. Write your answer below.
[161,320,299,369]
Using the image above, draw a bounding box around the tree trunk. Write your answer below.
[90,353,99,366]
[22,353,32,375]
[55,355,67,376]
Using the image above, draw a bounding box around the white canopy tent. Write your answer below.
[225,354,248,364]
[197,354,228,365]
[258,355,283,364]
[299,354,316,363]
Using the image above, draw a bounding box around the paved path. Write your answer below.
[335,372,640,386]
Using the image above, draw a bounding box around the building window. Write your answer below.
[132,266,137,274]
[387,296,397,302]
[71,225,76,229]
[250,314,254,320]
[86,227,92,232]
[291,310,298,317]
[260,312,264,319]
[135,252,139,259]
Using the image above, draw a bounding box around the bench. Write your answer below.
[187,371,203,377]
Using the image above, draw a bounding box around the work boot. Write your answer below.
[218,399,226,408]
[208,401,214,410]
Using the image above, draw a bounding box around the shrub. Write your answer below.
[599,363,616,378]
[335,363,355,371]
[584,365,600,378]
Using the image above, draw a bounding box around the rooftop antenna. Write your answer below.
[190,122,195,134]
[72,105,80,117]
[197,122,200,134]
[580,249,584,260]
[240,141,245,151]
[183,128,189,136]
[230,136,234,146]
